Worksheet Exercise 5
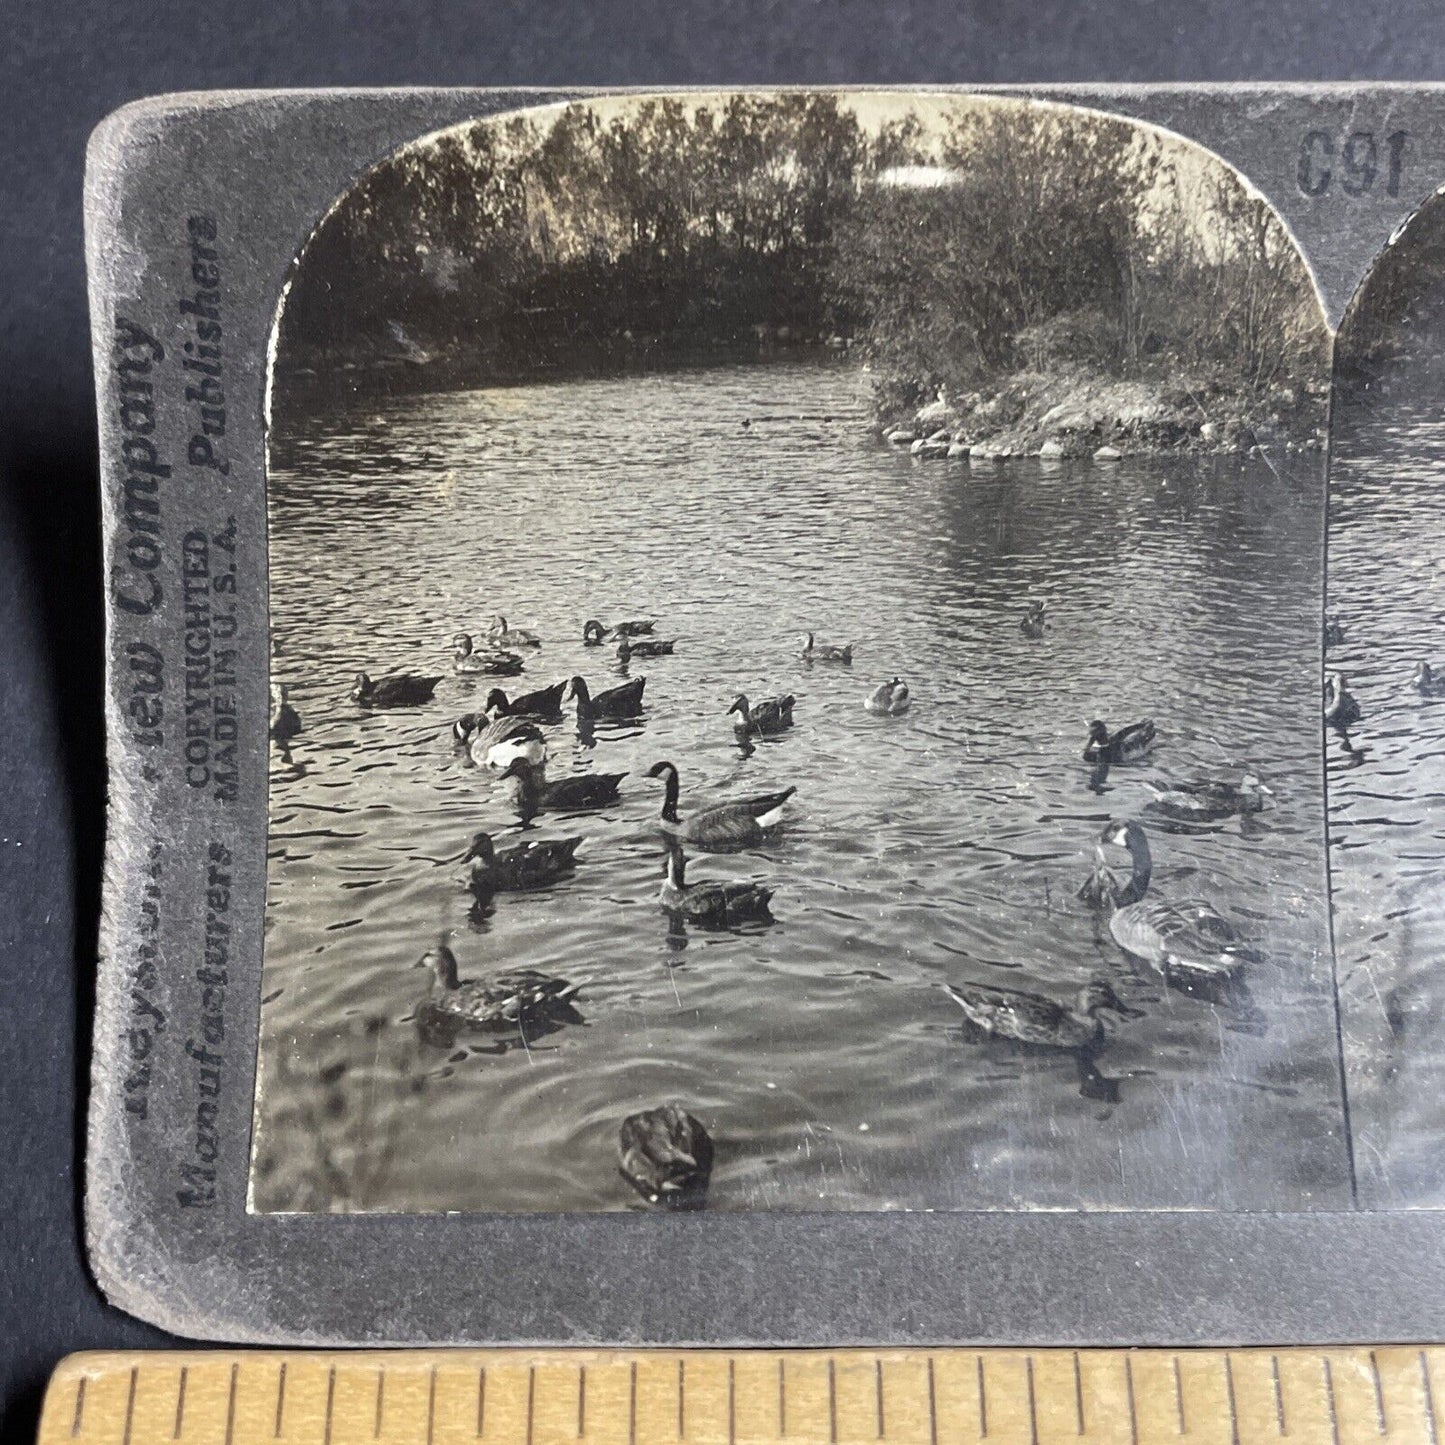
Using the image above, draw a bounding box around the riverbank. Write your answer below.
[875,362,1329,460]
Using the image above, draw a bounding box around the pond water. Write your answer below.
[251,359,1352,1214]
[1328,395,1445,1210]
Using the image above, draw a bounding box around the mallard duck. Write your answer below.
[1020,602,1051,639]
[456,713,547,770]
[729,693,794,736]
[863,679,910,716]
[501,757,626,816]
[616,637,675,661]
[463,830,582,893]
[1083,718,1157,766]
[483,680,567,720]
[1142,773,1273,823]
[417,946,584,1030]
[659,845,773,926]
[566,673,646,721]
[943,978,1141,1051]
[270,683,302,743]
[352,671,443,708]
[646,760,795,850]
[1413,662,1445,697]
[618,1104,714,1207]
[487,615,542,648]
[1095,820,1261,996]
[452,633,525,676]
[799,632,853,664]
[1324,616,1346,648]
[1324,672,1362,728]
[583,618,656,645]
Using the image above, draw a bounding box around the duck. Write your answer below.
[463,830,582,894]
[616,637,675,662]
[487,615,542,649]
[1076,844,1142,912]
[659,845,773,926]
[618,1104,714,1207]
[417,945,584,1030]
[1142,773,1273,823]
[1093,819,1261,997]
[863,679,910,716]
[583,618,656,645]
[1324,616,1346,648]
[646,761,795,850]
[1324,672,1362,728]
[1083,718,1157,766]
[1412,661,1445,697]
[566,673,646,721]
[1020,602,1051,639]
[269,683,302,743]
[452,633,525,676]
[455,713,548,770]
[483,680,567,720]
[351,671,443,708]
[728,693,795,736]
[500,757,626,816]
[799,632,853,664]
[943,977,1142,1051]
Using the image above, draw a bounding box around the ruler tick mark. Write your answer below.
[779,1358,786,1436]
[1125,1355,1140,1445]
[675,1359,682,1440]
[374,1370,384,1440]
[1322,1359,1341,1445]
[876,1357,885,1439]
[1073,1352,1085,1435]
[429,1368,439,1445]
[70,1377,86,1438]
[1272,1355,1287,1436]
[275,1362,287,1439]
[629,1361,637,1445]
[1225,1354,1240,1445]
[226,1364,240,1445]
[322,1368,335,1445]
[580,1364,587,1439]
[1370,1351,1387,1435]
[1026,1357,1039,1445]
[977,1355,988,1439]
[174,1367,189,1441]
[523,1366,532,1445]
[476,1367,487,1437]
[927,1357,938,1445]
[1172,1356,1185,1434]
[1423,1352,1440,1445]
[829,1359,838,1445]
[729,1358,736,1445]
[122,1367,138,1445]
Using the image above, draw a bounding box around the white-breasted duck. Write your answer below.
[351,671,443,708]
[463,830,582,894]
[455,712,547,770]
[729,693,794,735]
[487,615,542,648]
[501,757,626,816]
[618,1104,714,1207]
[1084,718,1156,767]
[659,845,773,927]
[270,684,302,743]
[863,679,910,716]
[799,632,853,663]
[452,633,525,676]
[646,761,795,851]
[566,673,646,721]
[1324,672,1362,728]
[943,977,1141,1051]
[417,945,585,1031]
[1020,602,1050,639]
[1142,774,1273,823]
[1413,662,1445,697]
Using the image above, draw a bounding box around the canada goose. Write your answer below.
[659,845,773,926]
[566,674,646,721]
[799,632,853,663]
[943,978,1141,1051]
[728,694,794,736]
[863,679,910,716]
[270,683,302,743]
[646,761,795,851]
[463,831,582,894]
[351,672,443,708]
[618,1104,714,1207]
[501,758,626,816]
[416,945,584,1030]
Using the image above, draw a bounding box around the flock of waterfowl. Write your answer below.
[267,595,1326,1207]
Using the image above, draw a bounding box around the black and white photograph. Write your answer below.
[248,90,1349,1215]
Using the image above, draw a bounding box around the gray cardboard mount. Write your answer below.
[85,85,1445,1346]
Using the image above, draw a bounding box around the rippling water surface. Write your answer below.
[252,360,1350,1213]
[1330,398,1445,1209]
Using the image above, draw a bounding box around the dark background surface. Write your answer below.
[4,3,1444,1440]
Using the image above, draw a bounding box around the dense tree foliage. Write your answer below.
[276,95,1325,414]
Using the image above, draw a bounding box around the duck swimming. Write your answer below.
[799,632,853,664]
[463,830,582,894]
[352,672,443,708]
[728,694,795,736]
[483,681,567,720]
[943,977,1141,1051]
[1083,718,1156,766]
[616,637,675,662]
[501,757,626,816]
[487,615,542,648]
[1020,602,1050,639]
[417,945,584,1030]
[583,618,656,645]
[659,845,773,926]
[1324,672,1362,728]
[1413,661,1445,697]
[452,633,525,676]
[566,673,646,721]
[1093,819,1260,998]
[863,679,910,716]
[1324,616,1346,648]
[1142,774,1273,823]
[646,761,795,851]
[618,1104,714,1207]
[269,683,302,744]
[455,712,547,770]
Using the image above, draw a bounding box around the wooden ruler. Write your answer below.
[35,1348,1445,1445]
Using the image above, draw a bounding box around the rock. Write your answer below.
[886,428,916,446]
[928,428,951,443]
[911,437,949,459]
[1038,439,1067,458]
[947,441,971,458]
[1198,421,1218,443]
[1093,445,1123,461]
